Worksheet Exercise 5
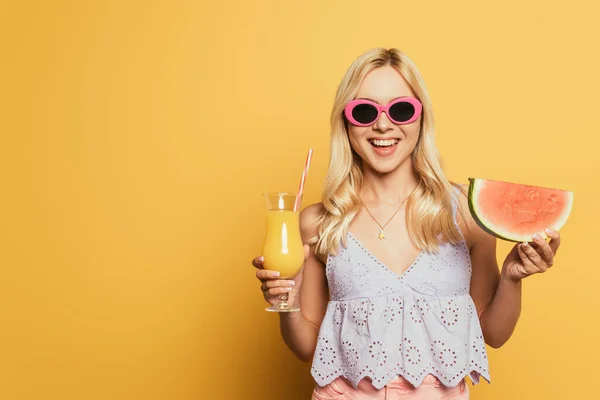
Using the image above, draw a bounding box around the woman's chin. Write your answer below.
[365,159,404,175]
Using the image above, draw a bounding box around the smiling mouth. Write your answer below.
[368,138,400,148]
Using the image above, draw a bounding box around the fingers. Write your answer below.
[545,228,561,254]
[531,233,554,267]
[260,279,295,296]
[263,287,293,296]
[260,279,295,291]
[516,243,536,275]
[519,241,549,273]
[252,256,264,269]
[256,268,280,281]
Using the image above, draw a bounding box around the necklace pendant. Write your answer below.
[378,229,385,240]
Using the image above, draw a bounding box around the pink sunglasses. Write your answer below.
[344,97,423,127]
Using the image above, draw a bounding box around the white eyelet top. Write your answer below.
[310,187,491,389]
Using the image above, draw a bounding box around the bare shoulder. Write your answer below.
[299,202,324,237]
[299,202,326,265]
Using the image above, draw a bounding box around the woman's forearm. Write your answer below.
[479,273,522,348]
[279,312,319,362]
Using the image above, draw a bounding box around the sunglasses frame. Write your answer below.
[344,97,423,127]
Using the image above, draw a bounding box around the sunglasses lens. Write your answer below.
[389,101,416,123]
[351,103,378,125]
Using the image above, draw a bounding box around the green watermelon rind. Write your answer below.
[468,179,515,242]
[467,177,574,243]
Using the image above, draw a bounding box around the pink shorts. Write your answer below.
[312,374,469,400]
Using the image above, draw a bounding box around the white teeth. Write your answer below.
[371,139,399,147]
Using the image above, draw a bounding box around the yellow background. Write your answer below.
[1,1,598,399]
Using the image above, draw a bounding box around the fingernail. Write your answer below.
[545,228,556,234]
[284,287,293,292]
[521,242,529,248]
[532,233,542,240]
[287,281,295,286]
[258,256,264,262]
[272,271,280,278]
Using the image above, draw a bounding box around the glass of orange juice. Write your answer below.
[262,192,305,312]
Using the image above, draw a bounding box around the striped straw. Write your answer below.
[294,148,313,212]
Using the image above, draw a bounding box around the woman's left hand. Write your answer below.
[501,228,561,282]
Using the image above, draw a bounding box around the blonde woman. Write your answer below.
[252,48,561,399]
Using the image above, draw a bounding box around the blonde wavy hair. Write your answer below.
[310,48,465,256]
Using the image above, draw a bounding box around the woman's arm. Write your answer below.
[279,203,329,362]
[458,183,561,348]
[457,186,521,348]
[467,214,522,348]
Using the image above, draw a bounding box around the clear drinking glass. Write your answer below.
[262,193,304,312]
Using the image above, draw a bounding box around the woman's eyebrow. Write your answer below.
[355,96,408,103]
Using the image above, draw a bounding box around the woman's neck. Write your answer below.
[360,160,419,205]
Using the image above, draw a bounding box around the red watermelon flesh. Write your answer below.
[467,178,573,242]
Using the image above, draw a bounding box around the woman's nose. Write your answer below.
[374,111,393,132]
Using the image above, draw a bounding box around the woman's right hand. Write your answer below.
[252,244,310,307]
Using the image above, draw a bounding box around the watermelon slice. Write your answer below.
[467,178,573,242]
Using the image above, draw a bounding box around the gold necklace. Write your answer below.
[362,186,418,240]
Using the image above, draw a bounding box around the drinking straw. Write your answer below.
[293,148,313,212]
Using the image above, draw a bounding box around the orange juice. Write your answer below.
[262,210,304,278]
